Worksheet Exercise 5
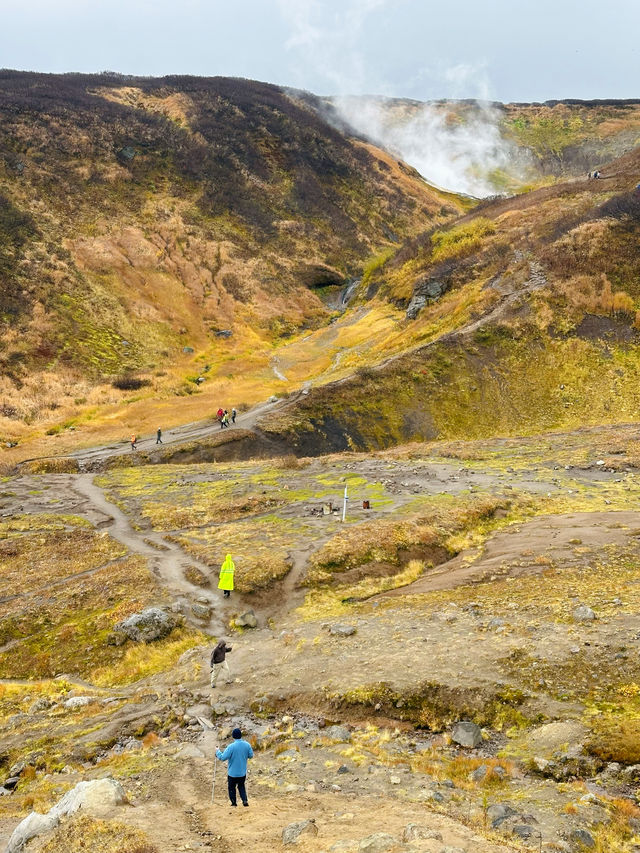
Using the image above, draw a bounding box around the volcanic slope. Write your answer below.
[0,71,457,451]
[258,145,640,454]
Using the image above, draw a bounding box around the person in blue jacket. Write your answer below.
[216,727,254,807]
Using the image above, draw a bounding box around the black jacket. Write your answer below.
[211,642,232,666]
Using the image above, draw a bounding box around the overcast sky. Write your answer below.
[1,0,638,102]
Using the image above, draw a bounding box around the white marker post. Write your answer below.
[342,485,348,522]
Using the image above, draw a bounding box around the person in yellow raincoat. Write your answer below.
[218,554,235,598]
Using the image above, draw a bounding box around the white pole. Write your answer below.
[342,485,348,522]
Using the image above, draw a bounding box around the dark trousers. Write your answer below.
[223,590,230,599]
[227,775,247,805]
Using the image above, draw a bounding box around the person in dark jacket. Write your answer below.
[210,638,233,687]
[156,428,163,445]
[216,727,253,806]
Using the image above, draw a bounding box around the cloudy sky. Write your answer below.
[1,0,638,102]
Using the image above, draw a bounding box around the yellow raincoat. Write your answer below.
[218,554,235,591]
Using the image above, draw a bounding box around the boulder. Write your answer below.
[451,721,482,748]
[573,605,596,623]
[235,609,258,629]
[6,778,127,853]
[191,602,211,620]
[487,803,518,826]
[64,696,92,710]
[6,812,59,853]
[282,819,318,844]
[570,828,596,849]
[324,725,352,742]
[470,764,488,782]
[329,623,357,637]
[402,824,443,842]
[54,778,127,817]
[513,824,535,839]
[358,833,396,853]
[113,607,178,643]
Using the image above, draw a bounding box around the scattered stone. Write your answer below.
[324,726,352,742]
[64,696,92,710]
[359,833,396,853]
[486,618,505,631]
[487,803,518,826]
[570,828,595,848]
[402,824,443,842]
[282,819,318,845]
[214,329,233,338]
[337,765,351,774]
[191,602,211,620]
[471,764,488,782]
[29,698,51,713]
[112,607,178,643]
[235,609,258,629]
[330,623,357,637]
[573,605,596,622]
[389,776,401,785]
[513,824,535,839]
[451,721,482,748]
[3,777,20,791]
[176,744,205,760]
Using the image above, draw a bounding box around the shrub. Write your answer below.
[586,718,640,764]
[111,375,151,391]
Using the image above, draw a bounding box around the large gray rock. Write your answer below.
[191,602,211,620]
[113,607,178,643]
[570,828,596,848]
[329,624,356,637]
[324,725,352,742]
[6,812,58,853]
[451,721,482,748]
[487,802,518,827]
[235,609,258,629]
[358,833,396,853]
[282,819,318,844]
[406,278,445,319]
[64,696,92,710]
[573,605,596,622]
[6,778,127,852]
[402,823,443,842]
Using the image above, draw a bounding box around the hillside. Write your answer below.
[258,145,640,453]
[0,71,456,451]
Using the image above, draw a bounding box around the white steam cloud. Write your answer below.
[278,0,523,197]
[332,95,520,197]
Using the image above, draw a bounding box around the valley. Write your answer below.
[0,71,639,853]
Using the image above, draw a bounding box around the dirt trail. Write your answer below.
[71,474,226,634]
[58,397,284,470]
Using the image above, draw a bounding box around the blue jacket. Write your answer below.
[216,739,253,777]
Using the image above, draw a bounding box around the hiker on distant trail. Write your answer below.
[231,407,237,424]
[217,407,224,421]
[221,410,230,428]
[216,728,253,807]
[210,638,233,687]
[218,553,235,598]
[130,434,137,451]
[156,428,163,445]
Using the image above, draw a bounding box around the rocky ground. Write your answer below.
[0,425,639,851]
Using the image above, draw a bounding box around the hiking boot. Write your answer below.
[242,801,249,807]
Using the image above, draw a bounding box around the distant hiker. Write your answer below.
[221,411,230,428]
[218,553,235,598]
[130,434,137,451]
[587,171,592,180]
[216,728,253,807]
[210,638,233,687]
[156,428,163,445]
[217,407,224,421]
[231,407,237,424]
[593,170,601,179]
